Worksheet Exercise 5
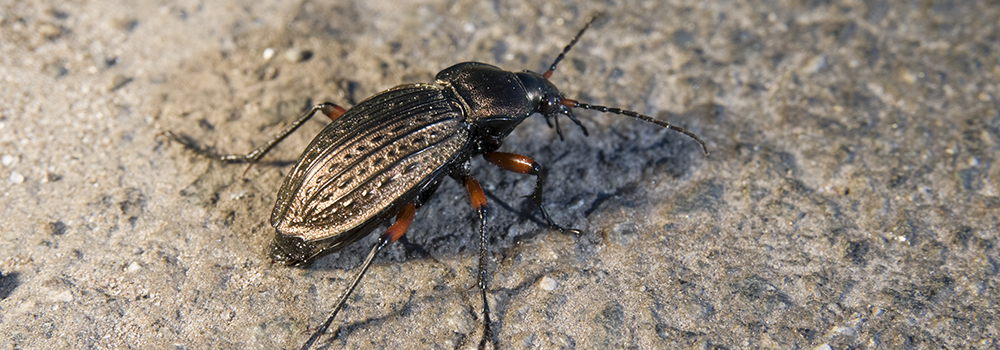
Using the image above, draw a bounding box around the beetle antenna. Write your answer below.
[543,14,602,79]
[561,99,709,155]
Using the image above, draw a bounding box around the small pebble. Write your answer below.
[49,290,73,302]
[799,55,826,74]
[125,261,142,273]
[539,276,558,291]
[10,171,24,184]
[284,48,309,63]
[108,74,133,91]
[1,154,13,166]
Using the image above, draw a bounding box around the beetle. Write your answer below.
[161,15,708,350]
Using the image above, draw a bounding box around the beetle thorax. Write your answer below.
[436,62,561,143]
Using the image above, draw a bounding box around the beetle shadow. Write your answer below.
[298,185,570,348]
[307,248,579,350]
[310,289,483,350]
[0,271,20,301]
[308,289,418,349]
[304,181,563,271]
[482,188,554,234]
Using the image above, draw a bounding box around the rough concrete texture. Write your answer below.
[1,0,998,349]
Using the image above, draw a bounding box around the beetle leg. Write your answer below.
[300,202,415,350]
[160,102,347,172]
[239,103,347,175]
[552,113,566,141]
[458,175,496,350]
[542,113,555,129]
[556,108,590,136]
[483,152,581,235]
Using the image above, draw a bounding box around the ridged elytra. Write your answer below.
[160,15,708,350]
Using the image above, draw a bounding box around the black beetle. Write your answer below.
[162,16,707,350]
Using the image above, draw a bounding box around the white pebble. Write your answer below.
[539,276,558,291]
[9,171,24,184]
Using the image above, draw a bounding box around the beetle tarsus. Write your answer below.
[157,130,242,162]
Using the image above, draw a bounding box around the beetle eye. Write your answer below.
[540,95,560,114]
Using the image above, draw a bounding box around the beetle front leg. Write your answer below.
[483,151,581,235]
[160,102,346,167]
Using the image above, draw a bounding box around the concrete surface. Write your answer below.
[2,0,998,349]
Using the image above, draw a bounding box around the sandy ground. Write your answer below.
[1,0,998,349]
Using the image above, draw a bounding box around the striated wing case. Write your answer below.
[270,83,469,259]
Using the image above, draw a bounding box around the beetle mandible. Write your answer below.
[161,15,708,350]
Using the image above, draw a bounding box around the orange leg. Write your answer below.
[483,151,578,234]
[321,103,347,121]
[384,202,416,243]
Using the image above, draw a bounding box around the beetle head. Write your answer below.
[516,70,590,140]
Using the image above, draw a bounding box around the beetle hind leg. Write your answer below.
[300,202,415,350]
[483,151,582,236]
[159,102,347,172]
